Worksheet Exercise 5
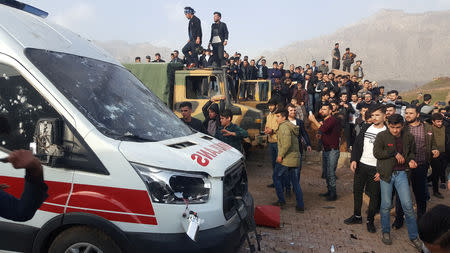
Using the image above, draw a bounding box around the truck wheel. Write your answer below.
[49,226,122,253]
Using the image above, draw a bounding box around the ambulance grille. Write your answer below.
[222,160,248,220]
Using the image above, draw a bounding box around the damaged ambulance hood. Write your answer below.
[118,133,244,178]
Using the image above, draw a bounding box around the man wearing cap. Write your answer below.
[209,11,228,67]
[182,6,202,68]
[331,43,340,70]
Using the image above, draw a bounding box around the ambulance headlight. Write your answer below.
[131,163,211,204]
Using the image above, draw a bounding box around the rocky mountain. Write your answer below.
[262,9,450,91]
[94,40,172,63]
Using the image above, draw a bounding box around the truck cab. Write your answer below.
[125,64,266,147]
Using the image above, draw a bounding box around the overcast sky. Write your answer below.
[23,0,450,57]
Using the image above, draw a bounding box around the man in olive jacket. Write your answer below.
[373,114,423,251]
[272,109,304,212]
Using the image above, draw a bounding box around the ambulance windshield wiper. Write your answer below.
[117,133,156,142]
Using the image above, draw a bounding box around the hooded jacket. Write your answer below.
[277,120,300,167]
[202,100,223,135]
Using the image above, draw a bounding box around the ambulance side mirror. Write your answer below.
[32,118,64,167]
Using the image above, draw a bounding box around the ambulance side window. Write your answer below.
[0,63,59,151]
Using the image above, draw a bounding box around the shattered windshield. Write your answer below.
[25,48,193,141]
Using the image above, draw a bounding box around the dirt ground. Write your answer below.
[238,149,449,253]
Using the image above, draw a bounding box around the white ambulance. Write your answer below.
[0,2,254,253]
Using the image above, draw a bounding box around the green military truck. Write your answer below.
[124,63,265,147]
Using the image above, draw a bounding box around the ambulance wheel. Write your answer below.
[49,226,122,253]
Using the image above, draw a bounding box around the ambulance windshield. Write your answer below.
[25,48,194,141]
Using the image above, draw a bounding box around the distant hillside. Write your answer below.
[94,40,172,63]
[401,77,450,105]
[262,9,450,91]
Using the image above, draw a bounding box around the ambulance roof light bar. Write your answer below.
[0,0,48,18]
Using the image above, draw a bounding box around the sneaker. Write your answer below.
[381,232,392,245]
[295,206,305,213]
[272,201,286,209]
[410,238,423,252]
[433,192,444,199]
[392,219,404,230]
[267,183,275,188]
[366,221,376,233]
[344,215,362,225]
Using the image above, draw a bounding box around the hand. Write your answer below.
[374,173,380,182]
[306,146,312,152]
[308,114,316,122]
[8,149,41,170]
[395,153,405,165]
[187,39,190,43]
[260,56,264,59]
[276,156,283,163]
[195,37,200,44]
[432,150,440,158]
[350,161,357,173]
[223,41,227,46]
[221,129,235,136]
[409,160,418,169]
[343,103,348,108]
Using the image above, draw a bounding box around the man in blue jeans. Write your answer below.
[272,109,303,212]
[264,100,280,188]
[373,114,423,251]
[309,103,341,201]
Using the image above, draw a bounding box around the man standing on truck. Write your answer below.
[182,6,202,68]
[179,102,205,133]
[215,109,248,153]
[209,11,228,68]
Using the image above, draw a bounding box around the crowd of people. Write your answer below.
[133,6,450,252]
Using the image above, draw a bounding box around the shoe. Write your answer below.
[381,232,392,245]
[296,206,305,213]
[440,183,446,189]
[366,221,376,233]
[319,191,330,197]
[326,193,337,201]
[272,201,286,209]
[392,219,404,230]
[433,192,444,199]
[267,183,275,188]
[344,215,362,225]
[410,238,423,252]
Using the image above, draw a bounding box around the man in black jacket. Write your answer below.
[209,11,228,67]
[344,104,386,233]
[182,7,202,68]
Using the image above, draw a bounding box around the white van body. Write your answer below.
[0,4,253,253]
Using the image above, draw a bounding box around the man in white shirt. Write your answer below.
[344,104,386,234]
